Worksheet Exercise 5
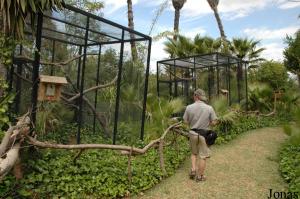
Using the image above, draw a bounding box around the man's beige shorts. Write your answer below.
[189,131,211,159]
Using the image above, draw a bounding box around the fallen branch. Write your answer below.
[158,139,166,176]
[27,122,182,155]
[0,143,21,180]
[0,114,30,157]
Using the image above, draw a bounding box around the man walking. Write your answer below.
[183,89,217,182]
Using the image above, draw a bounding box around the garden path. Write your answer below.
[135,127,288,199]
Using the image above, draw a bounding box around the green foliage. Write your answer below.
[0,79,14,137]
[279,143,300,192]
[66,0,104,13]
[247,83,274,112]
[284,29,300,76]
[163,34,222,58]
[255,61,289,90]
[0,35,16,66]
[0,0,64,38]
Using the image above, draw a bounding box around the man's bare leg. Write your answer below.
[191,154,197,171]
[198,158,206,176]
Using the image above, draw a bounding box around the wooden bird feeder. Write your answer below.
[38,75,68,101]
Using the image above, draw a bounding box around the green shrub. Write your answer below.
[279,108,300,193]
[279,143,300,192]
[215,113,289,144]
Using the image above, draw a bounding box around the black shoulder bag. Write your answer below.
[191,129,218,146]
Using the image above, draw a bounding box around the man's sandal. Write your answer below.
[195,175,206,182]
[189,170,196,179]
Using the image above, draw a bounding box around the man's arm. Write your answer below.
[183,107,189,125]
[209,107,218,127]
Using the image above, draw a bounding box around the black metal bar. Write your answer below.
[113,30,125,145]
[228,60,231,106]
[245,62,248,111]
[77,17,90,144]
[140,39,152,140]
[157,62,160,97]
[217,53,220,96]
[41,25,100,44]
[87,38,149,46]
[15,45,23,114]
[31,13,43,125]
[181,70,184,95]
[63,4,151,40]
[51,41,55,75]
[174,60,178,97]
[193,57,196,90]
[208,67,212,101]
[8,64,14,92]
[237,61,241,103]
[43,15,121,41]
[76,46,82,89]
[93,45,102,134]
[169,66,172,97]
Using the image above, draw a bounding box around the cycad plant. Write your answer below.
[211,96,238,132]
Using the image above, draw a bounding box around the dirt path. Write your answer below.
[135,128,288,199]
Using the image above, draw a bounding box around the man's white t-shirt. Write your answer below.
[183,100,217,130]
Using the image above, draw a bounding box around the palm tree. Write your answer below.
[127,0,138,61]
[229,38,265,64]
[164,35,194,58]
[194,35,222,54]
[172,0,187,41]
[207,0,226,40]
[229,38,265,102]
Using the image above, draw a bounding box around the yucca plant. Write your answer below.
[0,0,64,38]
[145,94,184,139]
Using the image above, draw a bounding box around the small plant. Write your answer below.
[0,78,14,137]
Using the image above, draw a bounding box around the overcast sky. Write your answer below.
[100,0,300,71]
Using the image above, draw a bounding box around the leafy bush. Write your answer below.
[214,113,289,144]
[279,143,300,192]
[279,108,300,193]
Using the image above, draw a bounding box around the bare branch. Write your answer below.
[67,75,118,102]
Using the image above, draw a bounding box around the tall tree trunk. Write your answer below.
[127,0,138,61]
[212,7,226,40]
[212,7,229,52]
[237,63,243,103]
[173,9,180,41]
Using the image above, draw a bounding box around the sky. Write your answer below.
[100,0,300,71]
